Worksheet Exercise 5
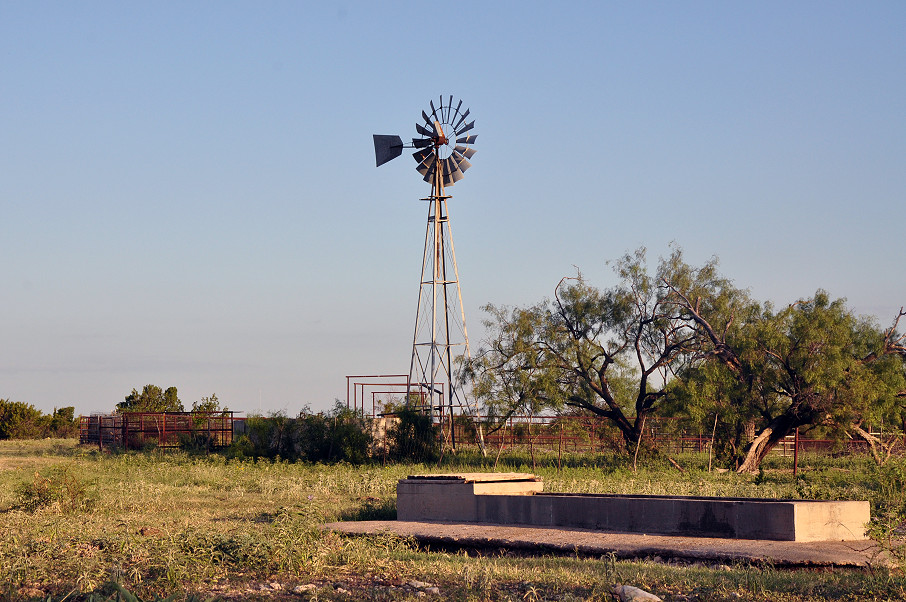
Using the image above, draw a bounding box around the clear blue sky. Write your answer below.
[2,2,904,415]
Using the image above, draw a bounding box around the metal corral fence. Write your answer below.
[78,409,900,459]
[439,414,894,457]
[79,412,235,449]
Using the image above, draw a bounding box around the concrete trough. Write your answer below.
[397,473,870,542]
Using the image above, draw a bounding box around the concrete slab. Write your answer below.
[325,520,887,568]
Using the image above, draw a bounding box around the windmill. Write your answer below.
[373,95,484,453]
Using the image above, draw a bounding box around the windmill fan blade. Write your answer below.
[416,123,435,137]
[454,145,476,159]
[446,95,453,120]
[415,150,435,176]
[446,157,464,182]
[422,110,432,126]
[454,156,472,173]
[452,99,463,121]
[373,134,403,167]
[456,134,478,144]
[455,120,475,136]
[429,100,438,119]
[454,108,470,129]
[416,154,435,177]
[412,138,432,148]
[423,164,436,183]
[412,148,432,164]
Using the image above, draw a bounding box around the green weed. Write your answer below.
[11,466,95,513]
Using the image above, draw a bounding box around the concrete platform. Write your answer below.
[325,520,887,567]
[397,473,870,542]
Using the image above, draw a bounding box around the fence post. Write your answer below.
[793,427,799,477]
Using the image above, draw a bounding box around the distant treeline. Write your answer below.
[0,400,79,440]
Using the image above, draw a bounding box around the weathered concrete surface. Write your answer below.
[403,473,542,484]
[397,473,870,542]
[325,520,886,567]
[397,473,543,523]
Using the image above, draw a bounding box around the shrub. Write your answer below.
[0,399,48,439]
[48,406,79,438]
[385,406,440,462]
[15,466,94,513]
[226,402,373,463]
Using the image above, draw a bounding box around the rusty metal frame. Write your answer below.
[79,411,234,449]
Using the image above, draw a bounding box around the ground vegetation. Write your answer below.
[2,439,905,601]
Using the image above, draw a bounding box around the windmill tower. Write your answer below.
[373,95,484,452]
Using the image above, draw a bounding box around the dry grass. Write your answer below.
[1,439,904,601]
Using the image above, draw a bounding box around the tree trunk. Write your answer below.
[566,397,643,453]
[736,414,799,474]
[851,423,899,466]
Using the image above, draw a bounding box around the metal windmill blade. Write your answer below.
[453,108,470,130]
[452,153,472,174]
[454,145,476,159]
[413,148,435,177]
[455,120,475,136]
[415,122,436,138]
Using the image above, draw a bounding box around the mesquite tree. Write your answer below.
[664,253,906,472]
[469,249,697,450]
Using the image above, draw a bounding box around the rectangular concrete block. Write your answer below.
[793,500,870,542]
[396,473,870,541]
[396,473,542,522]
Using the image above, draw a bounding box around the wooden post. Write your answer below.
[793,427,799,477]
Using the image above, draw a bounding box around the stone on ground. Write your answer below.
[611,584,662,601]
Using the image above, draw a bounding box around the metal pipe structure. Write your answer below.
[406,152,473,450]
[375,97,485,455]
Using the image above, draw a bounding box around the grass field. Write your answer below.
[1,439,905,601]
